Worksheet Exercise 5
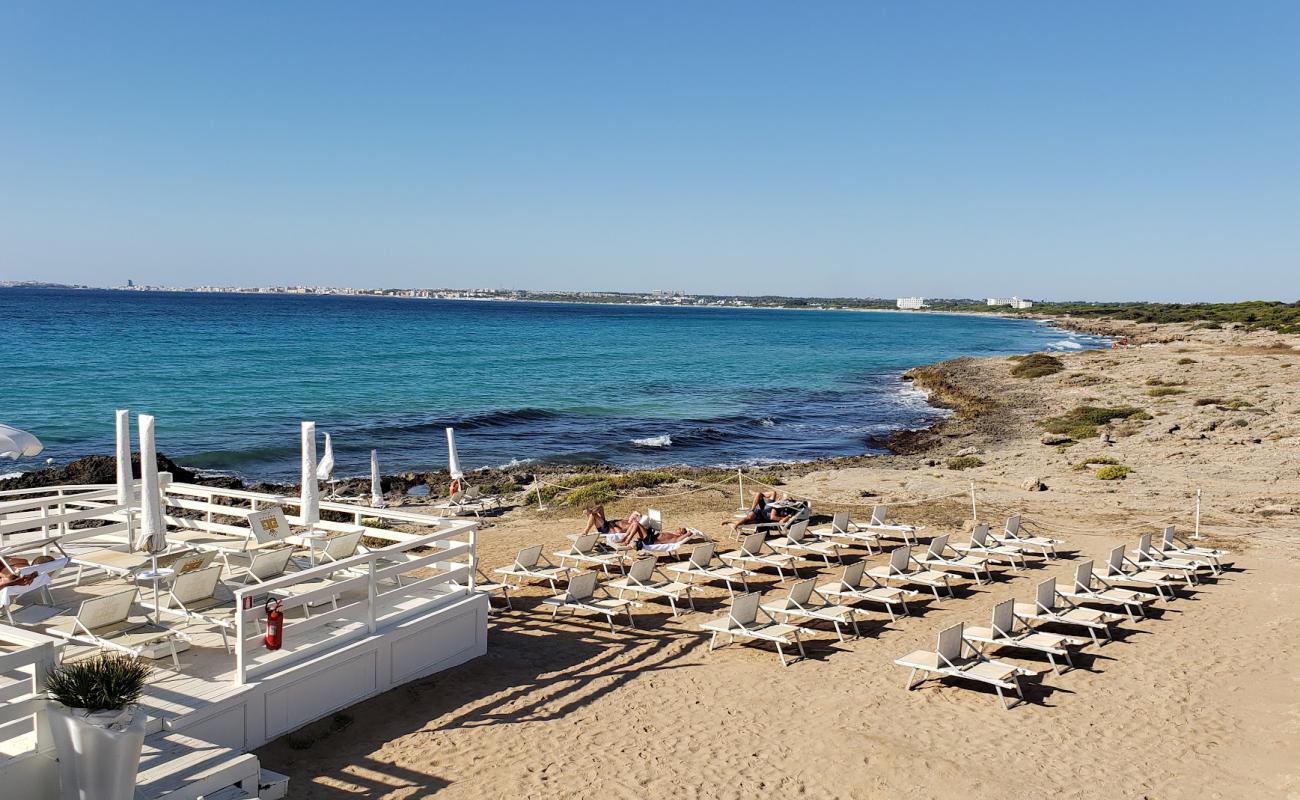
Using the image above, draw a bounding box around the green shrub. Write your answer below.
[1146,378,1186,386]
[1229,418,1249,428]
[946,455,984,470]
[1145,387,1185,398]
[1009,353,1065,379]
[1095,465,1132,481]
[46,653,151,712]
[1040,406,1149,439]
[1072,456,1119,471]
[1221,398,1254,410]
[1193,397,1222,407]
[1177,357,1197,365]
[536,471,678,507]
[563,482,620,508]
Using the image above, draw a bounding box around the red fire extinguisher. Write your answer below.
[264,599,284,650]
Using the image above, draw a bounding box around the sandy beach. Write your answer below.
[244,320,1300,799]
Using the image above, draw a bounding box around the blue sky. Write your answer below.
[2,3,1297,301]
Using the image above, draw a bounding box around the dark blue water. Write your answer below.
[0,289,1103,480]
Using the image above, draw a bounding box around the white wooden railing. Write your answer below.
[0,628,62,764]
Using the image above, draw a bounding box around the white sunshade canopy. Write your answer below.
[300,422,320,526]
[136,414,167,554]
[316,432,335,481]
[0,424,43,460]
[370,449,386,508]
[446,427,463,479]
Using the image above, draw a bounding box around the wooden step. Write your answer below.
[136,731,260,800]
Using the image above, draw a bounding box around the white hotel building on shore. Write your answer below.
[896,297,928,310]
[987,296,1033,309]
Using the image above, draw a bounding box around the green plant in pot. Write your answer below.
[45,653,153,800]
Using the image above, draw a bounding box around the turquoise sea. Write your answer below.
[0,289,1104,481]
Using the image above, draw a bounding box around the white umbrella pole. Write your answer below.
[138,414,168,625]
[115,409,134,547]
[301,422,320,527]
[370,449,385,508]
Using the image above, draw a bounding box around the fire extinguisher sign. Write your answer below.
[243,596,255,610]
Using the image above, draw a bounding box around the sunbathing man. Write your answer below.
[583,505,632,536]
[723,491,797,530]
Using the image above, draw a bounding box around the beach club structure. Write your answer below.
[0,414,485,799]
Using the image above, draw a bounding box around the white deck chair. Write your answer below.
[733,502,811,537]
[762,577,861,641]
[817,559,915,621]
[228,545,296,587]
[950,524,1030,570]
[866,546,954,600]
[1132,533,1203,584]
[553,533,626,575]
[540,571,636,634]
[1057,560,1156,622]
[1159,526,1231,573]
[990,515,1063,559]
[1101,545,1182,600]
[494,545,571,591]
[71,542,209,585]
[700,592,807,666]
[434,484,501,517]
[964,598,1085,674]
[767,519,848,567]
[607,555,695,615]
[809,511,881,553]
[895,622,1033,710]
[863,505,922,545]
[719,532,801,581]
[920,534,994,584]
[150,564,237,652]
[1014,577,1119,646]
[0,557,70,623]
[49,588,181,669]
[663,542,752,597]
[164,506,294,572]
[467,567,512,610]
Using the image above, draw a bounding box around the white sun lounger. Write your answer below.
[719,532,801,582]
[863,505,923,546]
[494,545,571,592]
[964,598,1085,674]
[817,560,915,621]
[540,571,637,635]
[468,567,512,611]
[664,542,753,597]
[1132,532,1204,584]
[734,502,811,537]
[761,577,861,641]
[809,511,881,553]
[1159,526,1231,573]
[607,555,695,616]
[433,485,501,517]
[1057,560,1156,622]
[148,564,238,652]
[700,592,808,666]
[866,546,954,600]
[49,587,182,669]
[766,519,848,567]
[1014,577,1119,647]
[950,523,1031,570]
[554,532,626,575]
[0,556,70,623]
[989,515,1064,559]
[920,534,994,584]
[895,622,1034,709]
[1101,545,1182,600]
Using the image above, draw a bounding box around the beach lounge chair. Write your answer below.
[761,577,861,641]
[433,485,501,517]
[699,592,808,666]
[809,511,881,553]
[990,515,1064,559]
[540,571,636,634]
[664,542,752,597]
[816,559,914,621]
[1101,545,1182,600]
[734,501,811,537]
[766,519,848,567]
[1132,533,1205,584]
[964,598,1085,674]
[950,523,1031,570]
[1013,577,1119,646]
[1159,526,1232,573]
[866,546,954,600]
[149,564,238,652]
[48,587,181,669]
[895,622,1033,709]
[467,567,512,610]
[607,555,695,616]
[228,545,296,588]
[719,531,801,581]
[71,543,211,586]
[863,505,922,545]
[1057,560,1156,622]
[163,506,296,572]
[494,545,571,592]
[919,534,995,584]
[553,533,626,575]
[0,556,69,623]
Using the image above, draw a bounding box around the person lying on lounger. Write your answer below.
[584,505,633,536]
[723,491,798,530]
[0,555,55,590]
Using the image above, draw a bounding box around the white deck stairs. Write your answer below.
[135,731,287,800]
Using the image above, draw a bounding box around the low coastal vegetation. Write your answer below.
[1040,405,1151,439]
[1010,300,1300,334]
[946,455,984,470]
[1095,464,1132,480]
[1072,455,1119,471]
[1177,357,1197,365]
[1146,387,1186,397]
[1195,397,1255,409]
[1008,353,1064,378]
[536,471,677,507]
[1146,378,1186,386]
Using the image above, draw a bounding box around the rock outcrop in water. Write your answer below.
[0,453,214,492]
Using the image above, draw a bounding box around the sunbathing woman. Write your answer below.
[0,555,54,590]
[723,491,793,529]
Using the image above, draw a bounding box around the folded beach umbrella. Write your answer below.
[446,427,464,480]
[135,414,167,555]
[115,409,133,505]
[0,423,43,460]
[300,422,320,526]
[370,449,386,508]
[316,432,335,482]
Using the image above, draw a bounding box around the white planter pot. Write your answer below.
[46,704,146,800]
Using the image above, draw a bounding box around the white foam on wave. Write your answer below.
[0,471,24,480]
[632,435,673,447]
[496,457,537,469]
[1045,339,1084,350]
[757,418,776,427]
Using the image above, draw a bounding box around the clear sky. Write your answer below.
[2,3,1297,301]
